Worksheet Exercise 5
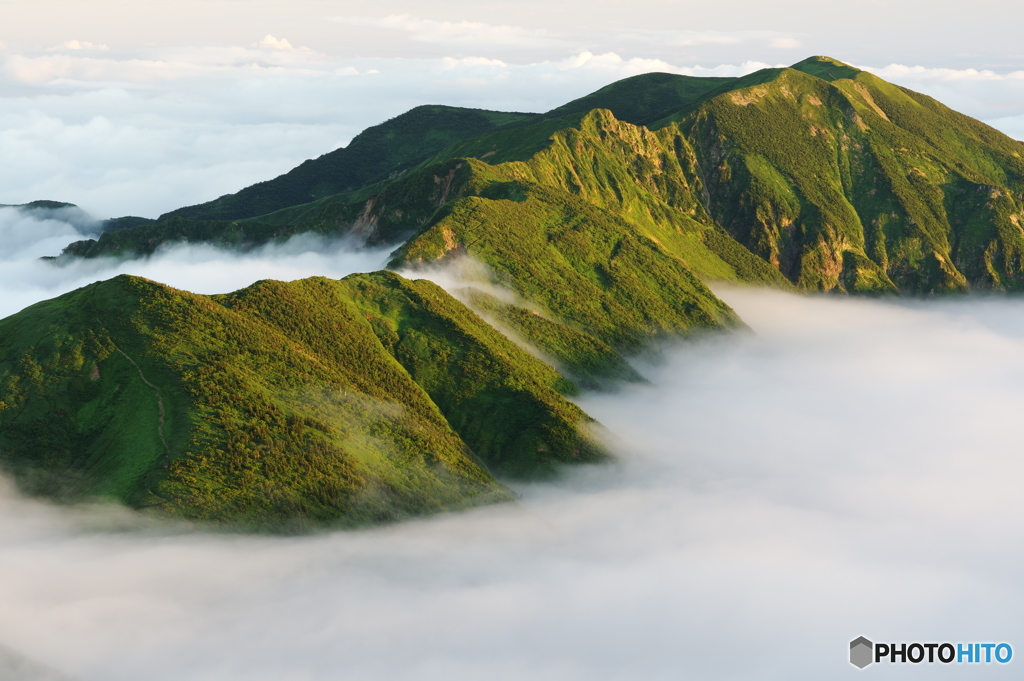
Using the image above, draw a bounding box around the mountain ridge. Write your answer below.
[157,105,541,223]
[57,56,1024,295]
[7,55,1024,529]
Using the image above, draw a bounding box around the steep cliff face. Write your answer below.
[670,57,1024,292]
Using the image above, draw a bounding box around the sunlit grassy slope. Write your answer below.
[0,273,605,529]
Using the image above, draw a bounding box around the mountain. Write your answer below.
[0,200,79,211]
[0,272,606,530]
[1,200,108,236]
[683,57,1024,291]
[14,55,1024,527]
[61,56,1024,295]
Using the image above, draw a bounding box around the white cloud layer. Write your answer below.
[0,44,777,218]
[4,285,1024,679]
[0,208,392,320]
[1,31,1022,220]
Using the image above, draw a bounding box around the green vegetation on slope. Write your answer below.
[0,273,605,529]
[457,287,645,391]
[390,158,741,352]
[677,58,1024,291]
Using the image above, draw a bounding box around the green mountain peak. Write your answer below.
[789,55,863,81]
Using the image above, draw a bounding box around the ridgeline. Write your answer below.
[63,56,1024,294]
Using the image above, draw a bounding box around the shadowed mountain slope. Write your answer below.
[541,70,737,127]
[159,105,540,223]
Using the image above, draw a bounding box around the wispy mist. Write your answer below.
[0,209,392,319]
[3,286,1024,679]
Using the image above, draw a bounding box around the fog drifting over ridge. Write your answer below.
[3,281,1024,679]
[0,207,393,320]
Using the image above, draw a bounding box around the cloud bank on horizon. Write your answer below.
[4,288,1024,680]
[2,1,1024,219]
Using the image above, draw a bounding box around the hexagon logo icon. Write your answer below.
[850,637,873,669]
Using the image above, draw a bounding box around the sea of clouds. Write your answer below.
[4,274,1024,679]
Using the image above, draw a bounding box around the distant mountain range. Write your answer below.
[4,56,1023,529]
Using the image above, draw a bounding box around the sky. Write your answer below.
[1,0,1024,219]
